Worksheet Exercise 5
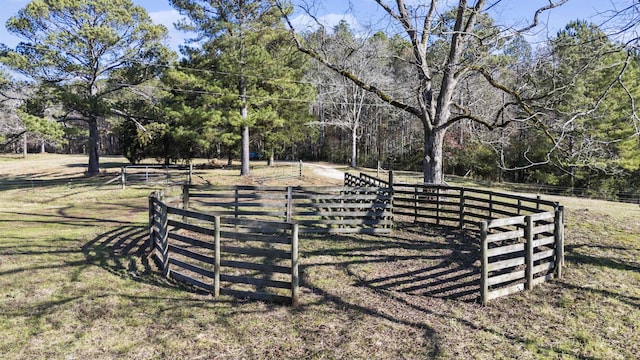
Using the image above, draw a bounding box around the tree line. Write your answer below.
[0,0,638,199]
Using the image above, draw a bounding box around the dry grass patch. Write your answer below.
[1,155,639,359]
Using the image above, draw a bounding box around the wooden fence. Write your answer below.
[149,192,299,305]
[479,209,564,304]
[178,184,393,234]
[350,172,565,304]
[122,165,192,189]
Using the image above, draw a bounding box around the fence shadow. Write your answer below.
[301,223,481,303]
[83,225,207,294]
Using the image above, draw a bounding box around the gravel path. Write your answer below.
[305,163,345,181]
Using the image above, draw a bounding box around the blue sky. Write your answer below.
[0,0,629,52]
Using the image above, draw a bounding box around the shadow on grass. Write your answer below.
[83,225,209,295]
[565,244,640,273]
[301,223,481,302]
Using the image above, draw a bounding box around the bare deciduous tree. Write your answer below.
[277,0,568,183]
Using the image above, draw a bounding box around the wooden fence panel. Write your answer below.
[148,194,300,305]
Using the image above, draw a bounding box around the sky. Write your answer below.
[0,0,631,53]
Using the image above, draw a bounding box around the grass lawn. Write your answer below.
[0,154,638,359]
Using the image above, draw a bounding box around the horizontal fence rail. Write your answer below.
[149,192,299,305]
[179,184,393,234]
[122,165,192,189]
[352,172,565,305]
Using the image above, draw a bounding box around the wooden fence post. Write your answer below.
[183,184,190,210]
[480,221,488,305]
[286,186,293,223]
[189,163,193,185]
[291,223,299,306]
[555,205,565,279]
[436,187,441,226]
[214,216,220,298]
[459,188,465,230]
[525,215,534,290]
[160,202,170,278]
[414,186,418,223]
[234,188,239,220]
[148,193,155,251]
[299,160,303,177]
[121,167,126,190]
[488,192,493,219]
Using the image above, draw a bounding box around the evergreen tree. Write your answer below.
[170,0,313,175]
[2,0,172,175]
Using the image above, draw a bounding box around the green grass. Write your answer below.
[0,154,639,359]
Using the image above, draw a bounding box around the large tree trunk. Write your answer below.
[87,118,100,176]
[240,75,250,176]
[241,126,250,175]
[423,129,446,184]
[268,150,274,166]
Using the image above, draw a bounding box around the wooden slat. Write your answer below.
[168,244,215,264]
[486,283,525,301]
[532,236,555,248]
[292,193,391,201]
[226,202,286,208]
[219,226,288,236]
[487,256,525,272]
[533,249,555,262]
[532,273,554,285]
[170,270,214,292]
[233,210,286,217]
[487,216,526,229]
[294,218,393,226]
[529,211,555,221]
[486,229,525,242]
[293,202,390,210]
[221,217,292,230]
[532,223,555,235]
[167,219,215,236]
[168,207,217,222]
[487,270,526,286]
[299,227,392,234]
[220,274,291,289]
[220,260,290,274]
[218,231,291,244]
[169,257,215,278]
[532,261,555,275]
[486,243,525,257]
[292,210,390,217]
[220,288,291,304]
[220,245,290,258]
[168,232,215,250]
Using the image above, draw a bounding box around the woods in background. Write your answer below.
[0,0,638,199]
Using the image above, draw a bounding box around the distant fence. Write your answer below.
[149,192,299,305]
[178,184,393,234]
[122,165,192,188]
[351,172,565,305]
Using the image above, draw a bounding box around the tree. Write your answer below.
[537,21,640,191]
[2,0,172,175]
[170,0,313,175]
[307,22,393,168]
[277,0,568,183]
